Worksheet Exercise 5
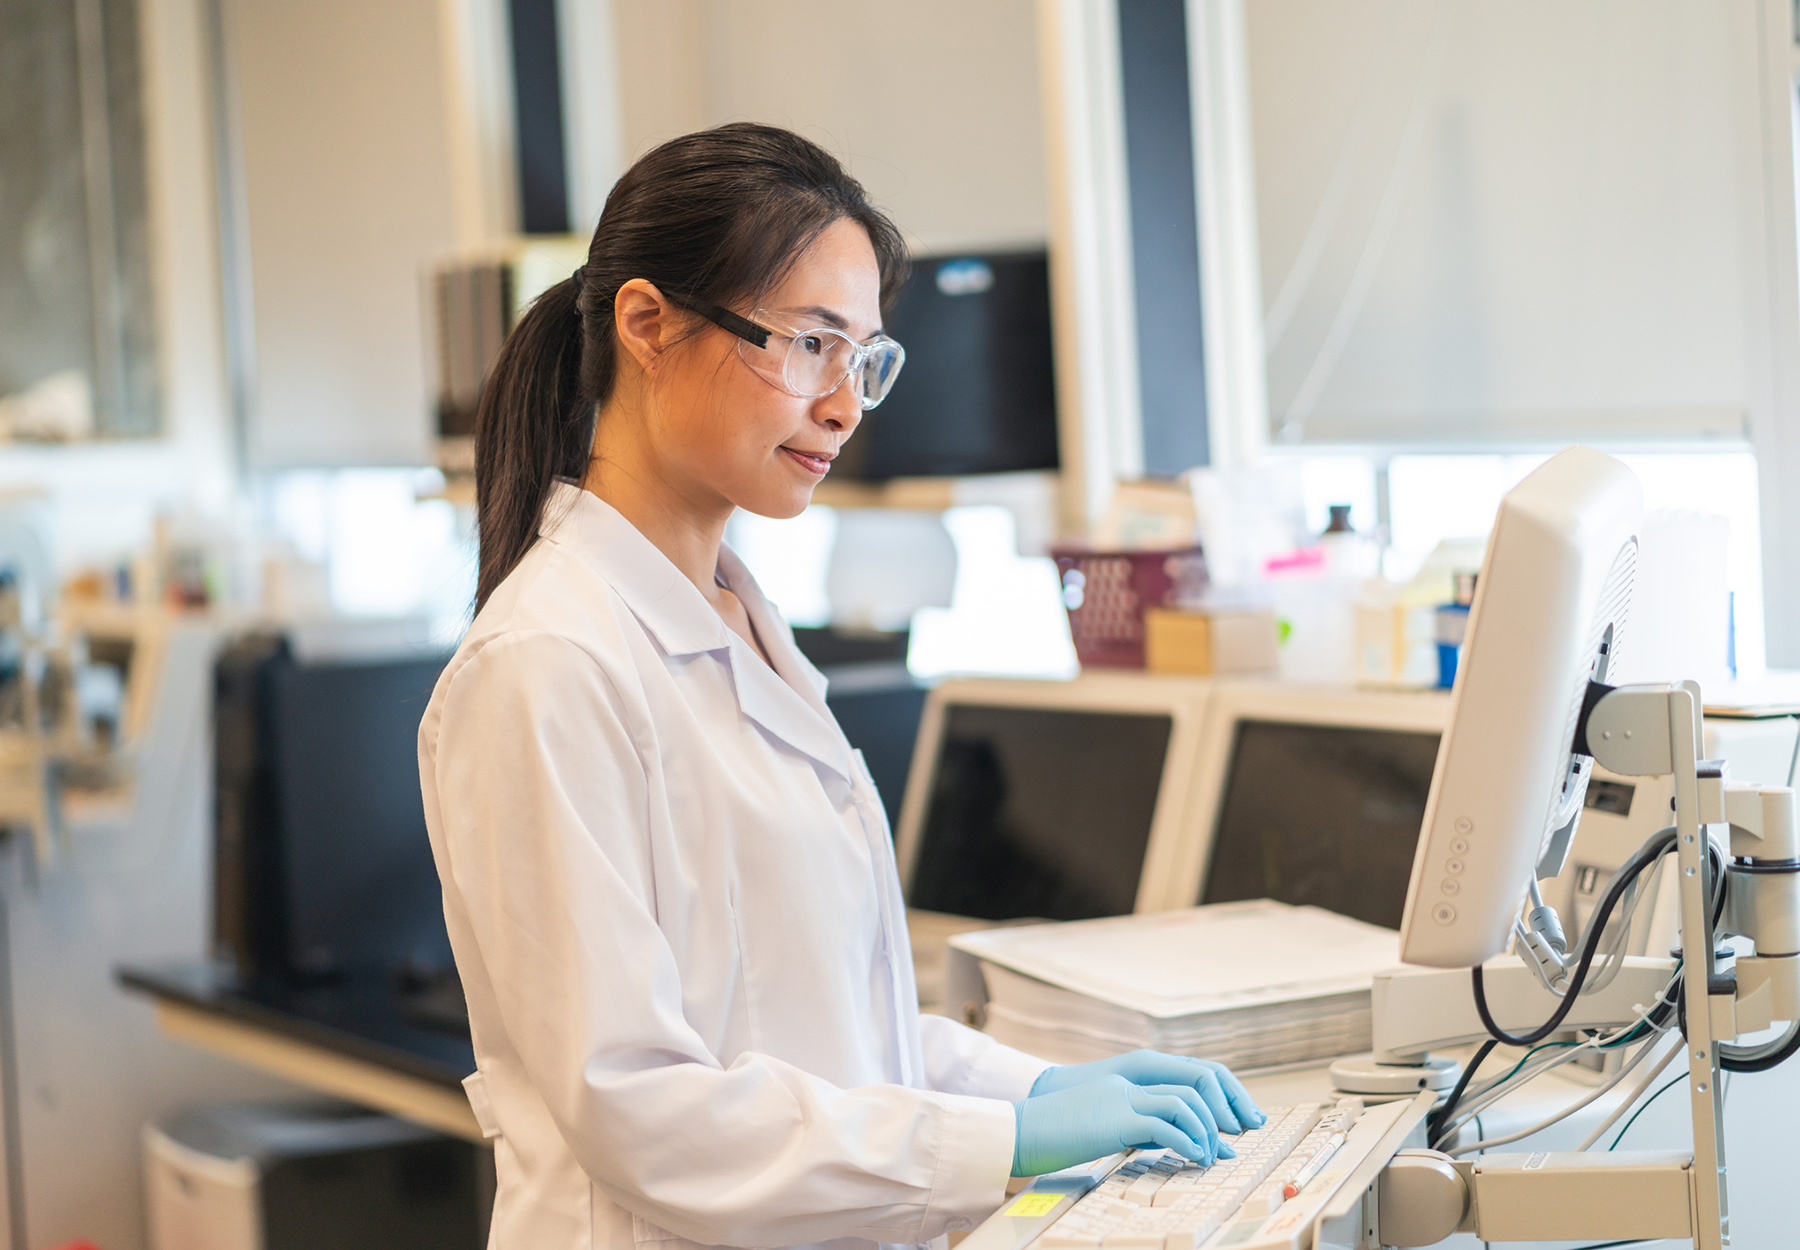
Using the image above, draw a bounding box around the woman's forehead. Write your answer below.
[765,220,882,336]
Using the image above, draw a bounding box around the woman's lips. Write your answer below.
[781,447,833,476]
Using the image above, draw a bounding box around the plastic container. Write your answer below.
[1053,546,1209,668]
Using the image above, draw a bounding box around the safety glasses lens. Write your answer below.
[858,342,905,409]
[733,317,905,409]
[784,331,859,398]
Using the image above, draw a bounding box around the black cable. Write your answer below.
[1721,1019,1800,1073]
[1428,1038,1497,1145]
[1473,827,1678,1047]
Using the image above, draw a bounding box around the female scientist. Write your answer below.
[418,123,1264,1250]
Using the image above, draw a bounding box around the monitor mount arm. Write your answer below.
[1335,682,1799,1250]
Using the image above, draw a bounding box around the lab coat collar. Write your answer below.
[539,483,851,783]
[540,481,732,658]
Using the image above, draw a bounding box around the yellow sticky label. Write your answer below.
[1005,1193,1064,1218]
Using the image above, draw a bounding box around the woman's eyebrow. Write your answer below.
[792,304,885,338]
[794,304,850,329]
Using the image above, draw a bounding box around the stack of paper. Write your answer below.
[948,900,1401,1071]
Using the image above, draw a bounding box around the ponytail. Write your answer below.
[472,274,593,612]
[471,122,908,614]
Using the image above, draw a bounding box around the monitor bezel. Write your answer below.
[894,671,1214,917]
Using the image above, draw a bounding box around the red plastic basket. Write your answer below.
[1053,546,1209,668]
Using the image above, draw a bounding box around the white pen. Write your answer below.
[1282,1132,1346,1199]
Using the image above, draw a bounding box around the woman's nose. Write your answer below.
[814,378,863,433]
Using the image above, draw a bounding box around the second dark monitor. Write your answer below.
[835,251,1059,481]
[1201,720,1441,930]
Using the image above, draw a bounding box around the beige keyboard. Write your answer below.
[1034,1099,1364,1250]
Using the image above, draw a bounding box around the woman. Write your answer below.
[419,123,1263,1250]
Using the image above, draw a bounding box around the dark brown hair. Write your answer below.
[472,122,909,612]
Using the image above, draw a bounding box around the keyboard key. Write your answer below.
[1123,1173,1167,1204]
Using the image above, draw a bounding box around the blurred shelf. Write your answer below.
[419,470,1060,516]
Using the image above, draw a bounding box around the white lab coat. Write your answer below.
[419,482,1049,1250]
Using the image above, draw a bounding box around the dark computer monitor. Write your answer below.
[1200,719,1442,930]
[895,675,1215,922]
[214,635,452,983]
[833,250,1059,481]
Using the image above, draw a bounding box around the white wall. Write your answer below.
[224,0,459,467]
[1246,0,1763,445]
[1245,0,1800,664]
[609,0,1050,255]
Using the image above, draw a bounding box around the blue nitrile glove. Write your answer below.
[1030,1050,1266,1137]
[1011,1074,1233,1177]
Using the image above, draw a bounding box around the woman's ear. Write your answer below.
[613,279,674,376]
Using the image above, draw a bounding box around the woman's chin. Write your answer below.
[735,482,817,521]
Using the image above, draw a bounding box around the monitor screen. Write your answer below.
[906,704,1171,921]
[271,654,451,977]
[833,251,1059,480]
[1202,720,1440,930]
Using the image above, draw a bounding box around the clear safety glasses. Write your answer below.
[692,303,906,410]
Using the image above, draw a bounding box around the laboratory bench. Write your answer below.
[117,960,481,1141]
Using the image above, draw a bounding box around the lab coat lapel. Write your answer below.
[714,546,854,786]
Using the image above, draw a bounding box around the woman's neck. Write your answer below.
[582,417,733,597]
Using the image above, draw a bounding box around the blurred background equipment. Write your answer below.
[211,633,454,995]
[143,1101,485,1250]
[832,251,1059,481]
[426,236,589,478]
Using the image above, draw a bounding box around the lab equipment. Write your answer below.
[212,632,454,989]
[831,251,1057,480]
[1054,546,1210,669]
[897,672,1212,921]
[1399,445,1643,969]
[1141,607,1278,677]
[972,1097,1392,1250]
[427,236,587,474]
[1030,1051,1263,1136]
[1324,445,1800,1249]
[143,1100,485,1250]
[898,676,1447,925]
[1012,1075,1229,1176]
[1542,712,1798,962]
[1184,684,1446,929]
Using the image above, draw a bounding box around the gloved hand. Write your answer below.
[1030,1050,1265,1136]
[1011,1074,1233,1177]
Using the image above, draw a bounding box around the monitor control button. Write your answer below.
[1432,903,1457,925]
[1449,837,1471,856]
[1454,817,1474,835]
[1445,858,1465,876]
[1440,878,1460,896]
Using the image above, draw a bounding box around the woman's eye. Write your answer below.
[798,334,825,356]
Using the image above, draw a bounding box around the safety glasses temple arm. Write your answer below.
[686,300,772,349]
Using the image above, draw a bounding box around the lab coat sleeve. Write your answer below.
[431,631,1017,1248]
[918,1013,1053,1102]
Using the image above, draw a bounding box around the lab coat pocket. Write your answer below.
[461,1069,502,1139]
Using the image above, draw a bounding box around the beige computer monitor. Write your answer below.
[894,671,1214,918]
[896,674,1452,925]
[1168,682,1451,921]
